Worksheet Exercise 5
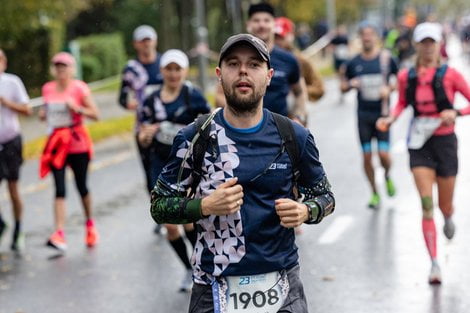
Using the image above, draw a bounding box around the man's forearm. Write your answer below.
[150,179,203,224]
[118,82,130,108]
[292,81,307,118]
[1,98,31,115]
[299,175,335,224]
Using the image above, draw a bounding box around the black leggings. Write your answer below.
[51,153,90,198]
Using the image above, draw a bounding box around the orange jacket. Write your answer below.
[39,125,93,178]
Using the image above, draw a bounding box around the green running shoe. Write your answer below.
[368,193,381,209]
[11,232,25,252]
[386,178,396,197]
[0,220,6,245]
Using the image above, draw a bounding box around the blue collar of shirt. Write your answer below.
[221,109,265,134]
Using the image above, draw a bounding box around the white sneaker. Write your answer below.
[179,269,193,292]
[443,217,455,240]
[428,262,442,285]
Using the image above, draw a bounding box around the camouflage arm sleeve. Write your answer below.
[118,79,131,108]
[298,175,335,224]
[150,179,203,224]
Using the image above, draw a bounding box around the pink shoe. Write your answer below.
[86,225,99,247]
[46,230,67,251]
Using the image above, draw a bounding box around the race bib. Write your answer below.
[143,84,161,99]
[359,74,383,101]
[212,271,289,313]
[47,102,72,128]
[155,121,185,145]
[334,45,349,60]
[408,117,441,149]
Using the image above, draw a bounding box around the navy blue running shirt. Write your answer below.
[141,82,211,186]
[141,82,210,126]
[264,46,301,116]
[345,53,398,119]
[157,109,326,284]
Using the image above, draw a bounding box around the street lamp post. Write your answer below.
[327,0,337,32]
[195,0,209,93]
[227,0,243,34]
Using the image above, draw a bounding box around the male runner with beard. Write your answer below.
[151,34,335,313]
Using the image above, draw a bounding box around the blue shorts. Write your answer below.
[358,116,390,153]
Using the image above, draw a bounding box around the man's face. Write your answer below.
[360,27,377,52]
[133,38,157,54]
[216,44,273,114]
[247,12,275,43]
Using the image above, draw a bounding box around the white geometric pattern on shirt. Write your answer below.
[123,60,148,91]
[173,120,246,283]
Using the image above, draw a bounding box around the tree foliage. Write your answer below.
[0,0,87,44]
[270,0,372,25]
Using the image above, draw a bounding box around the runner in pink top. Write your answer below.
[377,22,470,285]
[392,65,470,135]
[42,78,92,153]
[39,52,100,252]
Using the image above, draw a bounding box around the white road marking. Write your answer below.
[317,215,354,245]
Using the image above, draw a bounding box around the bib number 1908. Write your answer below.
[229,289,280,310]
[220,271,288,313]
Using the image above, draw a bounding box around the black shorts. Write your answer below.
[0,135,23,182]
[409,133,458,177]
[358,116,390,152]
[334,57,347,71]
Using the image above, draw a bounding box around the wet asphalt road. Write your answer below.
[1,37,470,313]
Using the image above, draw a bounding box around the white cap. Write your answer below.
[133,25,157,41]
[413,22,442,43]
[160,49,189,68]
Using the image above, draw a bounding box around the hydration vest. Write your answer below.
[406,64,453,116]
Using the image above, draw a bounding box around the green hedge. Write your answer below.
[76,33,126,83]
[2,27,57,97]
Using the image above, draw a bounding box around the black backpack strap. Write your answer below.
[183,82,191,108]
[406,67,418,116]
[185,108,221,197]
[272,113,301,183]
[432,64,453,112]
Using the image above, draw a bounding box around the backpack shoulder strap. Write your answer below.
[183,81,192,108]
[435,64,448,78]
[271,112,301,183]
[185,108,221,197]
[432,64,452,112]
[406,67,418,115]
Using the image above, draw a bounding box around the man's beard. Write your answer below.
[363,43,374,52]
[221,80,265,115]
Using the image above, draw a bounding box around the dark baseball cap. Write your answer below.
[248,2,275,18]
[218,33,271,68]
